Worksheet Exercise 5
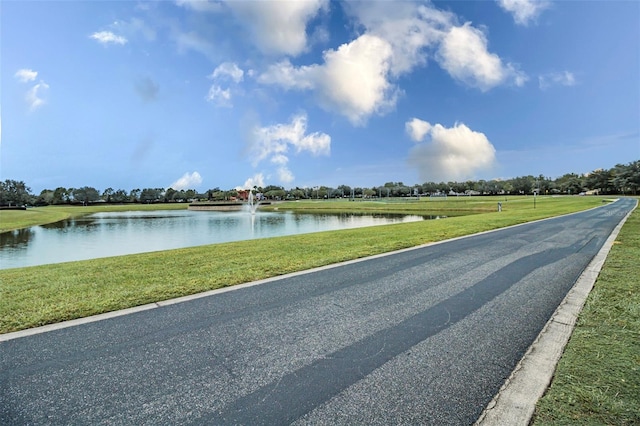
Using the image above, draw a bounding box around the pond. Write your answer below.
[0,210,443,269]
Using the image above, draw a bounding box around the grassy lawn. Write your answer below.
[533,204,640,425]
[0,195,605,334]
[261,196,501,215]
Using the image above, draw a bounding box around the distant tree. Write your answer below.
[140,188,163,203]
[207,187,221,201]
[207,188,227,201]
[361,188,374,198]
[263,185,284,194]
[265,188,286,199]
[511,176,534,194]
[585,169,614,194]
[534,175,553,195]
[129,189,141,203]
[375,186,390,197]
[52,187,70,204]
[554,173,585,195]
[111,189,129,203]
[165,188,177,202]
[337,185,352,197]
[288,188,306,199]
[396,185,411,197]
[36,189,55,206]
[0,180,32,206]
[102,187,114,203]
[73,187,100,205]
[419,182,436,194]
[612,161,640,195]
[313,186,329,198]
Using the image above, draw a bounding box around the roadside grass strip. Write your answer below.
[0,196,603,334]
[533,204,640,425]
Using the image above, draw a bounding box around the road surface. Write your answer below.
[1,198,635,425]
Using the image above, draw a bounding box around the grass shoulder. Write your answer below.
[533,202,640,425]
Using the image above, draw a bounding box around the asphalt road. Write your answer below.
[1,198,635,425]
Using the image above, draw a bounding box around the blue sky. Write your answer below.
[2,0,639,193]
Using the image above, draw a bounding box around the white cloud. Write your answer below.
[347,2,528,91]
[277,166,295,184]
[316,35,398,125]
[210,62,244,83]
[226,0,328,56]
[258,60,317,90]
[169,171,203,190]
[258,2,526,125]
[15,69,38,83]
[539,71,576,90]
[206,63,244,106]
[497,0,550,26]
[15,68,49,110]
[249,113,330,184]
[436,23,527,91]
[90,31,128,45]
[259,34,398,126]
[240,173,265,190]
[407,120,496,182]
[270,154,289,166]
[206,85,232,107]
[344,2,453,76]
[26,81,50,111]
[405,118,432,142]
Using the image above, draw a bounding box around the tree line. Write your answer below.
[1,160,638,207]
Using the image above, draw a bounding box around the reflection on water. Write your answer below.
[0,228,35,250]
[0,210,431,269]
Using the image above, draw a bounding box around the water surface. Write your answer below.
[0,210,435,269]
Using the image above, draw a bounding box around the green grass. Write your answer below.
[0,203,188,232]
[0,196,605,334]
[264,195,519,215]
[533,204,640,425]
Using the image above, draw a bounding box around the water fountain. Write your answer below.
[247,189,258,215]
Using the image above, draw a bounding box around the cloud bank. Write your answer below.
[406,118,496,182]
[259,2,527,124]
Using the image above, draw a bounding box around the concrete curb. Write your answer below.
[475,199,637,426]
